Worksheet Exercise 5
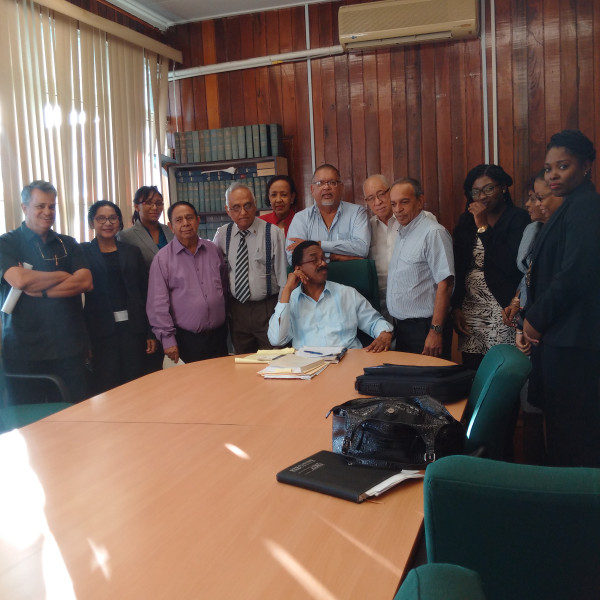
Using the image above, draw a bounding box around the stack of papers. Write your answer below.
[296,346,348,363]
[258,354,329,380]
[235,348,296,364]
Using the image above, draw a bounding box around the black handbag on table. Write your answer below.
[327,395,465,470]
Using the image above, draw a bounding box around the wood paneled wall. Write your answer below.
[166,0,600,233]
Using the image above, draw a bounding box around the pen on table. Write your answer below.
[303,350,323,355]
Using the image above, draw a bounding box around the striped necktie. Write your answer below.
[234,229,251,303]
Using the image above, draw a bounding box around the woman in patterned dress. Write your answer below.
[451,164,530,370]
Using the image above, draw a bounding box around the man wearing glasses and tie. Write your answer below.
[285,164,370,264]
[0,180,93,404]
[213,184,288,354]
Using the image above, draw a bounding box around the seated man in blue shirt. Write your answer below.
[268,240,393,351]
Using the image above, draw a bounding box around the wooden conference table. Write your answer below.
[0,350,465,600]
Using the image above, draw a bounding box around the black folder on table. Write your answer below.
[276,450,404,503]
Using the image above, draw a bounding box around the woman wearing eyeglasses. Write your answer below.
[117,186,173,373]
[117,186,174,269]
[82,201,155,394]
[451,164,530,370]
[259,175,297,236]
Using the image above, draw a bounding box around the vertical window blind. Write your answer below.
[0,0,170,239]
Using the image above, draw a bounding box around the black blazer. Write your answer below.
[525,180,600,350]
[452,202,530,310]
[82,239,151,340]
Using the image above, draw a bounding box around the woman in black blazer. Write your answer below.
[82,201,156,394]
[451,164,530,369]
[524,130,600,467]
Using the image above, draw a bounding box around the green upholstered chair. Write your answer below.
[424,455,600,600]
[462,344,532,460]
[0,402,73,433]
[394,563,486,600]
[326,258,381,347]
[325,258,381,311]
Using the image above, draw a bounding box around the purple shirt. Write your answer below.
[147,237,228,349]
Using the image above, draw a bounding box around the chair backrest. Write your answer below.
[394,563,486,600]
[463,344,531,459]
[0,402,73,433]
[325,258,381,311]
[424,455,600,600]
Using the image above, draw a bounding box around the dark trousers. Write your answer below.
[89,323,146,395]
[175,324,228,363]
[143,340,164,375]
[393,316,453,360]
[531,343,600,467]
[3,354,88,405]
[229,295,278,354]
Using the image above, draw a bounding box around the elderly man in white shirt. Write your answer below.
[386,178,454,359]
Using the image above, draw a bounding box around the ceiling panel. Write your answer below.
[110,0,329,30]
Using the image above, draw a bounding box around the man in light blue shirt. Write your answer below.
[386,178,454,359]
[285,164,370,264]
[268,240,393,351]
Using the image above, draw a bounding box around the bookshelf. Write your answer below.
[168,155,288,240]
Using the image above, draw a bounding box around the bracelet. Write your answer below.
[516,331,523,335]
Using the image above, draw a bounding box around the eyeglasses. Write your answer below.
[365,188,390,203]
[95,215,120,224]
[141,200,164,208]
[228,202,255,214]
[300,255,327,266]
[312,180,341,188]
[469,184,500,199]
[37,238,68,267]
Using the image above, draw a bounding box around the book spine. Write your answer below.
[251,124,260,159]
[245,125,254,158]
[237,126,246,159]
[224,127,233,160]
[258,123,269,157]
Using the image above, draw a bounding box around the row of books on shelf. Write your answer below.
[197,220,229,241]
[174,123,283,164]
[176,175,273,213]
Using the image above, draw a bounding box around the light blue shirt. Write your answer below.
[285,201,370,264]
[268,280,393,348]
[387,211,454,320]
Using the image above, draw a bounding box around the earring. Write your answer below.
[585,170,591,177]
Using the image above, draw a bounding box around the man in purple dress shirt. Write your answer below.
[147,201,228,363]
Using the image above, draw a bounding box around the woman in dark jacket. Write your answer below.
[523,130,600,467]
[82,201,156,394]
[451,164,530,369]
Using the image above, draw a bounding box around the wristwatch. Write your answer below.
[477,225,488,234]
[430,323,443,334]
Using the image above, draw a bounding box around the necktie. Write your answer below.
[234,229,251,303]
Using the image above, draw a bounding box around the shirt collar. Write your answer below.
[398,210,425,237]
[173,235,204,255]
[298,280,332,302]
[20,222,60,244]
[233,218,257,236]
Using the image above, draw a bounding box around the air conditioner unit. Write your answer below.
[338,0,479,51]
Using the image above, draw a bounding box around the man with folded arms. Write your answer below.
[286,164,370,264]
[213,183,287,354]
[386,178,454,359]
[147,201,228,364]
[268,240,393,351]
[0,180,93,404]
